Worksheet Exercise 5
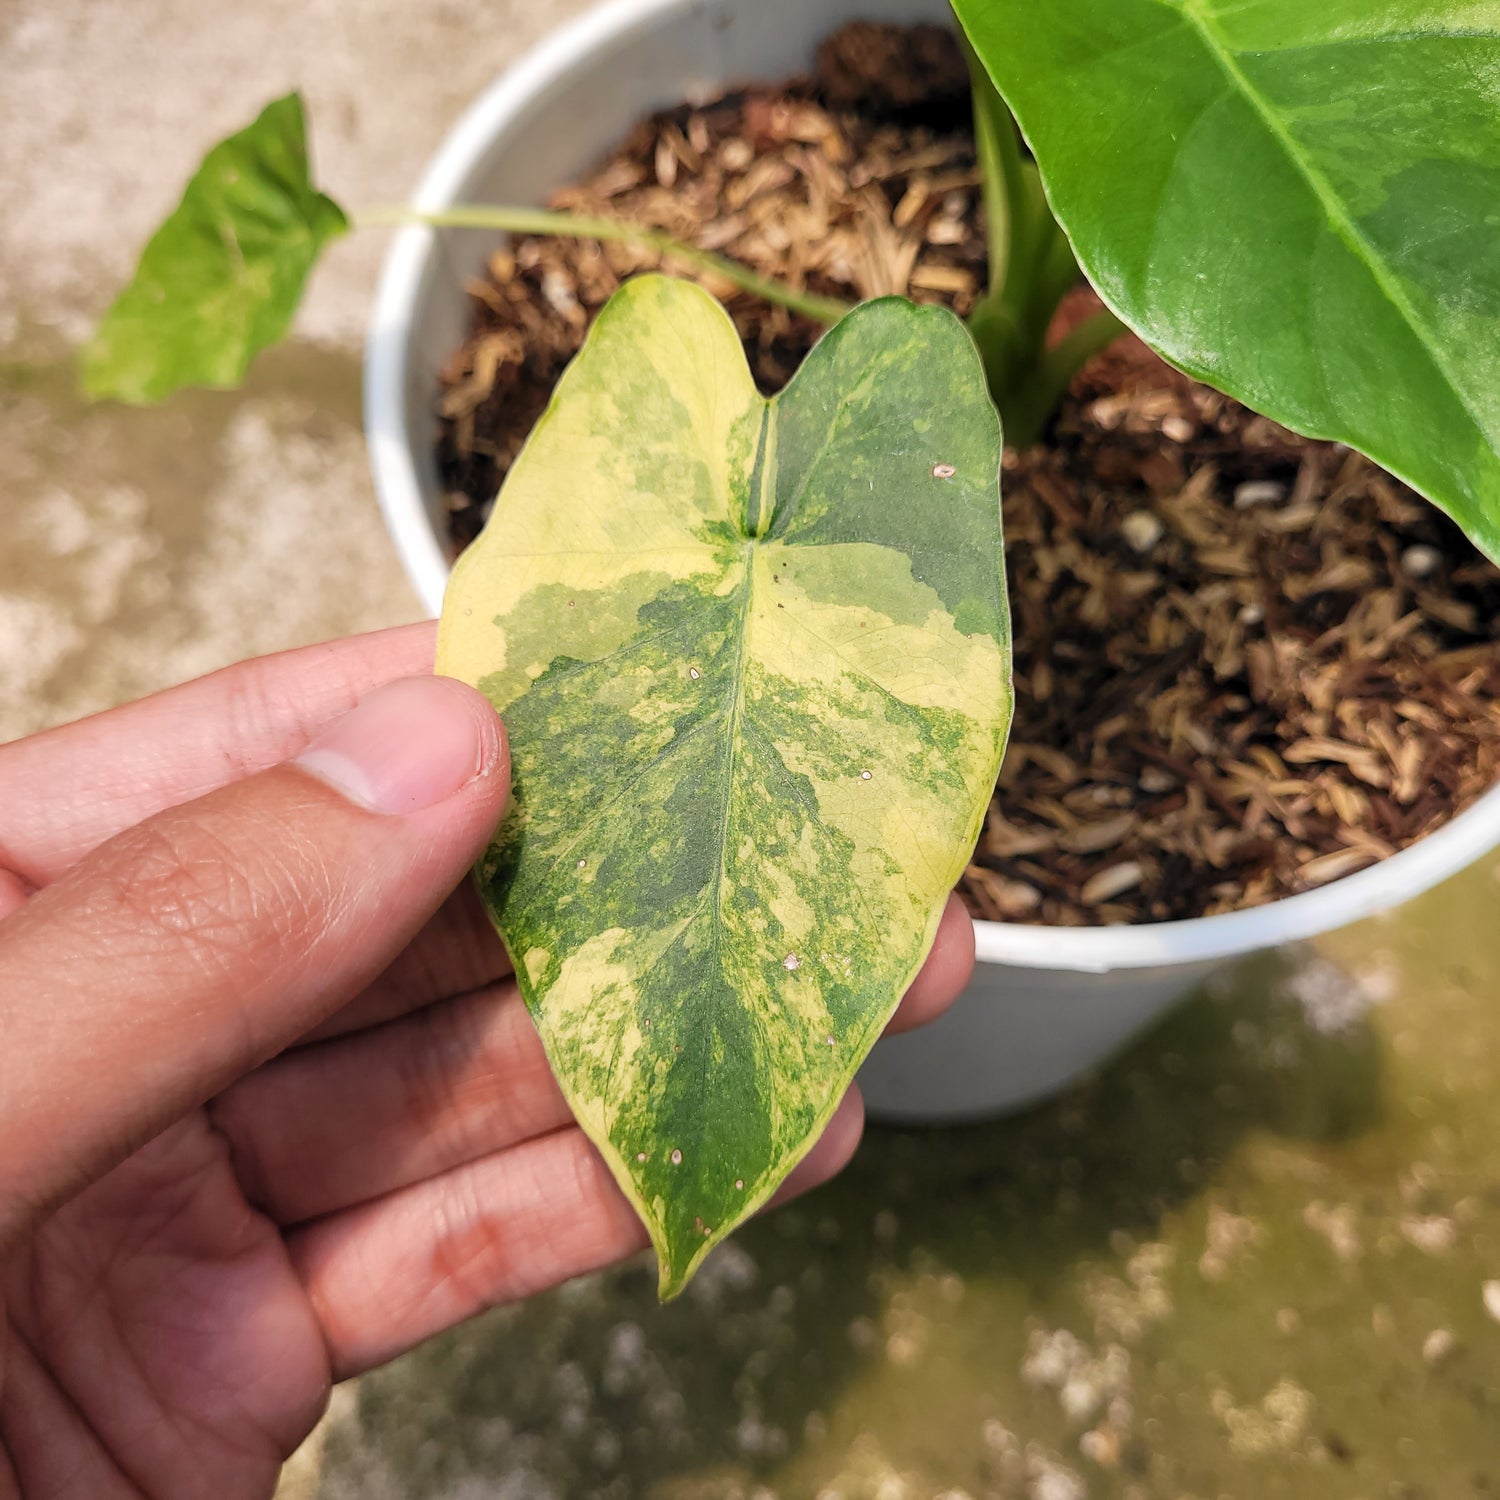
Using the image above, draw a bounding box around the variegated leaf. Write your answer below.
[438,276,1010,1296]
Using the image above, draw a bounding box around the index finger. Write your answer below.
[0,622,437,886]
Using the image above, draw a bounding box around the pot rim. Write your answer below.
[364,0,1500,978]
[365,0,699,623]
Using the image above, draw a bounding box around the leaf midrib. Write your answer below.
[1169,0,1493,450]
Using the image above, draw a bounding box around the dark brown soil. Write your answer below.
[434,24,1500,927]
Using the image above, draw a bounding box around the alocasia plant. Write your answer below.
[80,0,1500,1292]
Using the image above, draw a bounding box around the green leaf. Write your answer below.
[438,276,1010,1296]
[954,0,1500,560]
[81,94,347,403]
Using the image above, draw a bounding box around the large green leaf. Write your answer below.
[954,0,1500,560]
[438,276,1010,1295]
[82,94,347,404]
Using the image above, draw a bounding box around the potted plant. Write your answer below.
[82,0,1500,1295]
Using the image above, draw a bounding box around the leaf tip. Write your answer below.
[653,1229,720,1303]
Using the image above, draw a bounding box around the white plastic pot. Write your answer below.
[366,0,1500,1122]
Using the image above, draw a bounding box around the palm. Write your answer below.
[5,1117,326,1498]
[0,889,652,1497]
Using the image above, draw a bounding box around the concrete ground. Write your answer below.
[0,0,592,734]
[4,3,1500,1497]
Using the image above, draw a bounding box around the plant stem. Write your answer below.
[964,33,1030,300]
[956,36,1126,446]
[360,205,854,326]
[1002,308,1131,450]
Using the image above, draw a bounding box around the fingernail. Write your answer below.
[295,676,500,814]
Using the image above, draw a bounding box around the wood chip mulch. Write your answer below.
[433,23,1500,927]
[435,23,979,547]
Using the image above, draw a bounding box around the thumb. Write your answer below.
[0,675,508,1243]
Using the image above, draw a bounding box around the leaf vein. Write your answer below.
[1168,0,1494,450]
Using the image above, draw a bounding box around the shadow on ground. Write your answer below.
[311,944,1419,1500]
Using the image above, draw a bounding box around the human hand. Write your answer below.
[0,623,974,1499]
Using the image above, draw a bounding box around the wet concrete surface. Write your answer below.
[4,2,1499,1496]
[305,881,1500,1499]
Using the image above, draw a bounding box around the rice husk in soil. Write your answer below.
[434,23,1500,928]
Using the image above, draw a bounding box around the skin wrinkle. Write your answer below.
[290,1127,654,1382]
[214,652,364,790]
[35,783,348,1006]
[0,848,35,908]
[390,988,523,1195]
[220,974,566,1228]
[2,726,507,1248]
[22,1161,285,1497]
[204,1105,279,1228]
[497,1133,647,1301]
[2,1325,147,1499]
[78,1274,227,1495]
[297,885,513,1041]
[417,1159,508,1327]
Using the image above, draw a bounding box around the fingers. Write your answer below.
[288,1092,865,1379]
[0,676,508,1247]
[883,893,974,1035]
[0,870,32,923]
[210,896,970,1231]
[211,977,560,1226]
[232,892,939,1379]
[296,882,511,1046]
[0,622,438,887]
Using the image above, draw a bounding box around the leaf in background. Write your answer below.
[439,276,1010,1296]
[82,94,347,403]
[953,0,1500,560]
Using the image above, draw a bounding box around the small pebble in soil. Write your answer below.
[1233,479,1287,508]
[1120,509,1164,554]
[986,877,1041,918]
[1401,543,1441,579]
[1080,861,1144,906]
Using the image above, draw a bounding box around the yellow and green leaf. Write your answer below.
[438,276,1010,1296]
